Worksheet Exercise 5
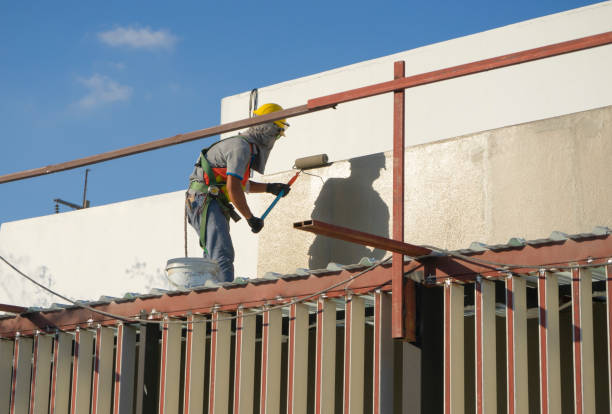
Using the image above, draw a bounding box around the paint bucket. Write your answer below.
[165,257,221,289]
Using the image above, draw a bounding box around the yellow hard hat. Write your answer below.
[253,103,290,135]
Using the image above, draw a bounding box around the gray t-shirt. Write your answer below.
[190,137,254,182]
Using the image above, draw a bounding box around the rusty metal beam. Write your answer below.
[308,31,612,110]
[392,60,406,339]
[0,105,311,184]
[293,219,431,257]
[0,304,27,314]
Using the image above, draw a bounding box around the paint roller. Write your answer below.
[260,154,329,220]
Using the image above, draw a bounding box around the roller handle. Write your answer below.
[260,171,300,220]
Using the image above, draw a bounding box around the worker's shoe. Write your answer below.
[247,216,264,233]
[266,183,291,197]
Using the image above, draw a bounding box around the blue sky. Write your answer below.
[0,0,602,224]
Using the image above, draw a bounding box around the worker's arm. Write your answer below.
[227,175,254,219]
[248,180,291,196]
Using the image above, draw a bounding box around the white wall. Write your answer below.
[222,1,612,277]
[0,191,201,307]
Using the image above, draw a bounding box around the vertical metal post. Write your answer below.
[234,309,256,414]
[261,308,282,414]
[10,335,33,414]
[344,295,365,414]
[71,328,94,414]
[287,304,309,414]
[373,292,393,414]
[538,271,561,414]
[183,315,206,414]
[0,339,14,414]
[505,274,528,414]
[29,333,53,414]
[392,60,406,339]
[572,267,595,414]
[158,319,182,414]
[49,332,72,414]
[475,278,496,414]
[113,324,137,414]
[209,312,231,414]
[315,298,336,414]
[92,326,114,414]
[444,281,464,414]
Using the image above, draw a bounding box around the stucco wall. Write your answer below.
[253,105,612,276]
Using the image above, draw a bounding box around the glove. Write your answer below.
[266,182,291,197]
[247,216,264,233]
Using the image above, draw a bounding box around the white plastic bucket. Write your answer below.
[165,257,221,289]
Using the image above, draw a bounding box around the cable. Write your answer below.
[0,253,391,327]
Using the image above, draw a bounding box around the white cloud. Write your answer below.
[98,26,177,50]
[76,74,132,109]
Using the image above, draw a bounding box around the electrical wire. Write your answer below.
[0,253,392,326]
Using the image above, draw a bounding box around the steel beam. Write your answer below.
[538,271,561,414]
[444,281,464,414]
[373,292,393,414]
[505,275,528,414]
[234,309,256,414]
[159,319,181,414]
[293,220,431,257]
[183,315,206,414]
[49,332,72,414]
[308,31,612,109]
[392,60,406,339]
[209,312,231,414]
[29,333,53,414]
[0,304,27,314]
[315,299,336,414]
[286,304,308,414]
[475,278,496,414]
[572,268,595,414]
[92,325,114,414]
[343,295,365,414]
[10,335,33,414]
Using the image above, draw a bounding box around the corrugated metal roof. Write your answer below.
[2,226,610,317]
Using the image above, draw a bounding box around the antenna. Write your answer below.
[54,169,91,213]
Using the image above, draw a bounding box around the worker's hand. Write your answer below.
[266,183,291,197]
[247,216,264,233]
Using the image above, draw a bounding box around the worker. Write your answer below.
[185,103,291,282]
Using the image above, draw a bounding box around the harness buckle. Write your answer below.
[208,185,220,196]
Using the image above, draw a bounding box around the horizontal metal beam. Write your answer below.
[293,219,431,257]
[0,304,27,314]
[0,105,311,184]
[308,31,612,109]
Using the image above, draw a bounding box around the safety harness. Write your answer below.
[186,137,253,250]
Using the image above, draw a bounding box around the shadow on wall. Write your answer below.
[308,153,389,269]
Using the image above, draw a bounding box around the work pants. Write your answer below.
[204,200,235,282]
